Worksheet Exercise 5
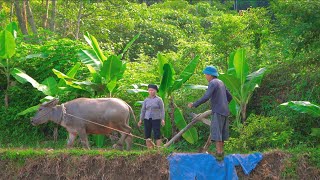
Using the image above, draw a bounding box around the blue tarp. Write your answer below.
[167,153,263,180]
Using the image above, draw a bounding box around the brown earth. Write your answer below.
[0,151,319,180]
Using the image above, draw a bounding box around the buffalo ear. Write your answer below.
[43,98,60,107]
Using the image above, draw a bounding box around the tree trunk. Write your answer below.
[75,0,83,40]
[22,0,28,31]
[10,1,14,22]
[50,0,56,32]
[43,0,49,28]
[241,104,247,123]
[26,0,37,35]
[14,0,28,35]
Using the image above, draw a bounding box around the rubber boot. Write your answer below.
[156,139,162,147]
[146,138,154,149]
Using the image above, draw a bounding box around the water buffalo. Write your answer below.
[31,98,136,150]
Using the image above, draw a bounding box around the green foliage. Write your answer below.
[280,101,320,140]
[280,101,320,118]
[225,114,293,152]
[219,49,266,132]
[75,32,138,97]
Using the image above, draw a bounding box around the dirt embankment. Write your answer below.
[0,151,319,180]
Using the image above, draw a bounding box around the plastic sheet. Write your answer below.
[167,152,263,180]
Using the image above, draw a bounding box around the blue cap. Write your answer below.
[203,66,219,77]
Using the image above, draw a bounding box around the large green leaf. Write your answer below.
[159,64,175,100]
[228,99,238,116]
[84,32,106,62]
[100,55,122,82]
[227,51,236,76]
[280,101,320,117]
[157,53,168,78]
[87,64,101,83]
[0,30,16,59]
[78,49,101,70]
[183,84,208,90]
[18,105,40,116]
[52,69,76,80]
[93,135,105,148]
[57,62,81,87]
[171,55,200,92]
[11,68,47,93]
[118,33,140,59]
[233,49,249,84]
[174,106,198,144]
[106,77,117,93]
[243,68,267,102]
[5,22,18,38]
[127,88,149,96]
[41,77,58,96]
[162,111,172,138]
[116,63,126,80]
[219,74,241,103]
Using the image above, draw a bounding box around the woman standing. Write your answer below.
[138,84,165,148]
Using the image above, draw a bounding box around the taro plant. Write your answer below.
[129,53,200,144]
[0,22,18,108]
[280,101,320,138]
[219,49,266,130]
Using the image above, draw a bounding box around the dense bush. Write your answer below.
[225,114,293,152]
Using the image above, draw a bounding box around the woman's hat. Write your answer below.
[203,66,219,77]
[148,84,158,92]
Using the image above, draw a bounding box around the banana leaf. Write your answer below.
[5,22,18,38]
[162,111,172,138]
[174,106,198,144]
[11,68,48,94]
[233,49,249,84]
[118,33,140,59]
[280,101,320,117]
[100,55,122,82]
[78,49,101,70]
[159,64,175,100]
[84,32,106,61]
[0,30,16,59]
[41,77,58,96]
[18,105,40,116]
[171,55,200,92]
[157,53,168,78]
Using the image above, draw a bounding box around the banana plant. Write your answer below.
[0,22,18,108]
[218,49,266,128]
[280,101,320,138]
[11,62,82,115]
[65,32,140,97]
[129,53,200,144]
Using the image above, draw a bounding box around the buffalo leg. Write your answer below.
[67,132,77,148]
[113,125,132,151]
[125,135,132,151]
[78,130,90,149]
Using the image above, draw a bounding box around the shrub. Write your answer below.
[225,114,293,152]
